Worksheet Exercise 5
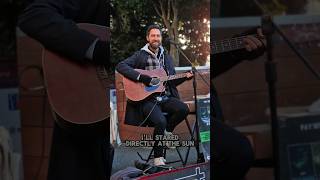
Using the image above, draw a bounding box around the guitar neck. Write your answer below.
[211,34,258,54]
[160,73,188,82]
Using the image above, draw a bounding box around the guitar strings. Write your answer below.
[212,34,259,46]
[160,73,188,82]
[211,34,260,54]
[211,36,246,48]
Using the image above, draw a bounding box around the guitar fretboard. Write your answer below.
[160,73,188,82]
[212,34,259,54]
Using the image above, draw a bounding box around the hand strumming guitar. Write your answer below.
[139,74,160,86]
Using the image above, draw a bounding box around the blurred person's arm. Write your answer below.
[18,0,108,65]
[213,28,266,78]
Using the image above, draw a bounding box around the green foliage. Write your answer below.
[110,0,161,65]
[261,0,287,15]
[111,0,210,66]
[179,0,210,66]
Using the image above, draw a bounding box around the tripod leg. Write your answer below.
[184,117,203,164]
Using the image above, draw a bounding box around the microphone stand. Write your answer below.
[261,14,320,180]
[169,41,210,164]
[261,15,280,180]
[251,1,320,179]
[253,0,320,180]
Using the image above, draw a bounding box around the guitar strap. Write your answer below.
[162,53,169,74]
[163,54,172,96]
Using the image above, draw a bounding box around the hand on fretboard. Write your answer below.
[211,34,260,54]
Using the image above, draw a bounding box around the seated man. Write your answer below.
[116,24,193,166]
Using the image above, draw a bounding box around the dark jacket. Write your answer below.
[116,47,188,126]
[18,0,108,62]
[212,47,265,121]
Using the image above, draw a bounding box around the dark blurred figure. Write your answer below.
[18,0,113,179]
[212,28,266,179]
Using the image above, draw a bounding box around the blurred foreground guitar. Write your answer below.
[42,23,112,126]
[122,68,191,101]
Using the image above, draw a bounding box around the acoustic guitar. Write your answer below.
[122,68,191,101]
[42,23,112,127]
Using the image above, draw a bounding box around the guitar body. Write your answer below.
[122,69,167,101]
[42,23,111,126]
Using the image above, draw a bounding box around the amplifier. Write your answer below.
[278,108,320,180]
[137,162,210,180]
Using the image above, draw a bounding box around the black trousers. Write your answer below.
[212,120,254,179]
[141,97,189,158]
[47,121,113,180]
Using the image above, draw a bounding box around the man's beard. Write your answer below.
[149,41,161,50]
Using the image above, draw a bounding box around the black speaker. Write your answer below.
[278,112,320,180]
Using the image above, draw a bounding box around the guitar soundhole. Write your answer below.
[145,75,161,91]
